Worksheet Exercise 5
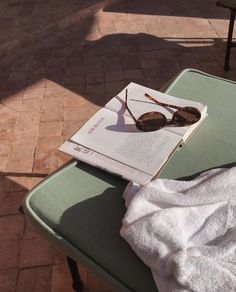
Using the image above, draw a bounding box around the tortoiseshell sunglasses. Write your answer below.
[125,89,201,132]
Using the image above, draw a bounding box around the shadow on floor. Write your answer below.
[0,0,122,63]
[105,0,229,19]
[0,0,235,115]
[0,29,233,107]
[0,171,47,217]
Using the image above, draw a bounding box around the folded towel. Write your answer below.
[120,167,236,292]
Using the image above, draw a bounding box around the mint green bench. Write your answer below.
[23,69,236,292]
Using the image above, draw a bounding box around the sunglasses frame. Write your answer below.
[124,89,201,131]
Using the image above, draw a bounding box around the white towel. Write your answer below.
[120,167,236,292]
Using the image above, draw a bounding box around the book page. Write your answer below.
[70,108,182,175]
[105,82,207,140]
[59,141,153,185]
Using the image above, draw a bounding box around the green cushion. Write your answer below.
[161,69,236,179]
[26,162,154,292]
[24,69,236,292]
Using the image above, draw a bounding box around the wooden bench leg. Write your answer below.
[224,9,235,70]
[67,257,84,291]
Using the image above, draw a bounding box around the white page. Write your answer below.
[105,82,207,139]
[59,141,153,185]
[71,108,182,175]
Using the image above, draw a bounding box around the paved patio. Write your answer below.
[0,0,236,291]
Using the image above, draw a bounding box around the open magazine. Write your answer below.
[59,82,207,185]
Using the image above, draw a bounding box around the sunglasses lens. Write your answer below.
[172,107,201,126]
[136,112,166,132]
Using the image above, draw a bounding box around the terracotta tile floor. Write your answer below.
[0,0,236,291]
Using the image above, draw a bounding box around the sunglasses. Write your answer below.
[125,89,201,132]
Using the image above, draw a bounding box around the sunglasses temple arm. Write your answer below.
[125,89,137,123]
[144,93,182,110]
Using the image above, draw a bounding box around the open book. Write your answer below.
[59,83,207,185]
